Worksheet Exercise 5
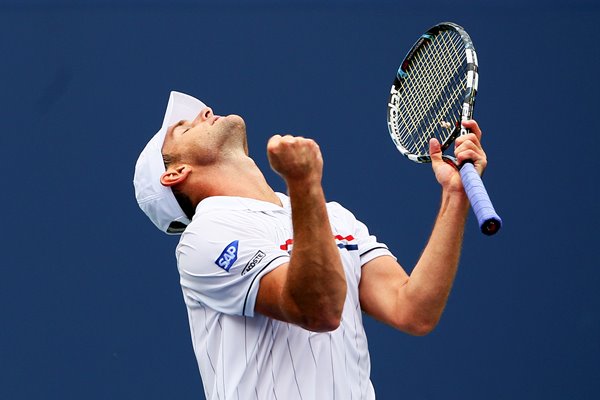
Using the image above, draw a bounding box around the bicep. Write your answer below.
[255,263,297,322]
[359,255,414,331]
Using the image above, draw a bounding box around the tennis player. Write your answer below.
[133,91,487,400]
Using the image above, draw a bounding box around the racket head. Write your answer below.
[386,22,478,163]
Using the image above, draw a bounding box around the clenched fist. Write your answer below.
[267,135,323,185]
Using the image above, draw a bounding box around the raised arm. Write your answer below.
[255,135,347,332]
[359,120,486,336]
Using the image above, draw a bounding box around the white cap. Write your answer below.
[133,91,207,234]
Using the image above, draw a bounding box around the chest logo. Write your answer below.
[279,235,358,252]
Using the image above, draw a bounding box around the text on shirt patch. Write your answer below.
[279,235,358,252]
[241,250,266,276]
[215,240,239,272]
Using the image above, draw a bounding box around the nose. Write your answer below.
[193,107,213,124]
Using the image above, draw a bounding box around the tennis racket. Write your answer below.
[386,22,502,235]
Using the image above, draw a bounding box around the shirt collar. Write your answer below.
[194,192,290,215]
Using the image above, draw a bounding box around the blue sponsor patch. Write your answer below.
[215,240,239,272]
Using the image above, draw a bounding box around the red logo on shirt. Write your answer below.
[279,235,357,252]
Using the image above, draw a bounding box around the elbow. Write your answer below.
[290,279,346,332]
[401,315,439,337]
[304,315,342,333]
[300,306,343,332]
[406,321,436,336]
[296,299,344,332]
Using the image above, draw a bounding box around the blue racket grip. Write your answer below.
[459,162,502,235]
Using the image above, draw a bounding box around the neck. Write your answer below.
[186,155,281,207]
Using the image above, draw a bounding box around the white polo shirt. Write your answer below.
[176,193,394,400]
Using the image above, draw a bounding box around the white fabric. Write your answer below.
[176,193,395,400]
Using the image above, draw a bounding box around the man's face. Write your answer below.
[162,107,248,165]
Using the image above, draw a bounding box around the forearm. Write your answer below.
[401,190,469,331]
[284,180,347,331]
[265,134,346,331]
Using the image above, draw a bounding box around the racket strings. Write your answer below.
[407,35,462,144]
[404,33,465,152]
[393,30,468,156]
[403,32,465,148]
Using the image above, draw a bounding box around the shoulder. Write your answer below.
[176,203,287,277]
[326,199,351,214]
[176,210,254,268]
[183,202,273,240]
[326,200,359,225]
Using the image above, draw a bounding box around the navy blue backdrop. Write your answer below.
[1,1,599,399]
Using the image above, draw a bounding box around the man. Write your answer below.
[133,91,487,399]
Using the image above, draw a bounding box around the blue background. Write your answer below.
[2,0,599,399]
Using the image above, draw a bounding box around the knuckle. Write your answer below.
[267,140,279,152]
[268,135,281,144]
[464,132,478,141]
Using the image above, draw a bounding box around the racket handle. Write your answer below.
[459,162,502,235]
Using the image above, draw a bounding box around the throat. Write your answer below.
[209,157,280,205]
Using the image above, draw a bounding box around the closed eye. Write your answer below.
[173,120,191,135]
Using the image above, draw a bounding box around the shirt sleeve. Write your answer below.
[175,210,290,317]
[327,201,396,266]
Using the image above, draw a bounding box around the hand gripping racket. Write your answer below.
[386,22,502,235]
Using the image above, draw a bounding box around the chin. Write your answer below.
[226,114,245,129]
[225,114,247,137]
[220,114,248,149]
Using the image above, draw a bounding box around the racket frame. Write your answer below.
[387,22,478,162]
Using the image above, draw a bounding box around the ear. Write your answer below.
[160,165,191,187]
